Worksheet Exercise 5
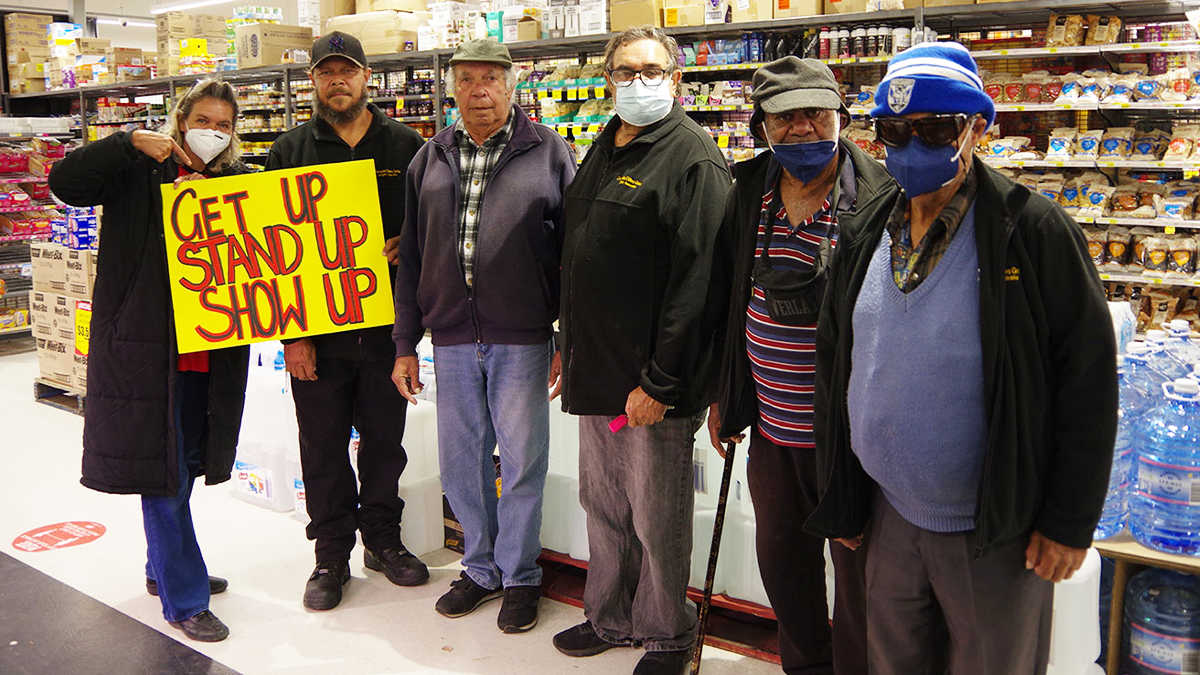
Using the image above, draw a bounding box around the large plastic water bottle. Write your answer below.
[1128,378,1200,556]
[1095,359,1141,540]
[1165,319,1200,366]
[1145,331,1192,382]
[1127,343,1169,395]
[1098,556,1114,666]
[1122,568,1200,675]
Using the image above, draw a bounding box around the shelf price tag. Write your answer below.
[566,88,578,101]
[395,97,404,113]
[553,89,564,101]
[595,85,605,98]
[1187,170,1200,179]
[557,126,569,138]
[571,124,583,136]
[587,123,600,134]
[717,134,729,148]
[1166,226,1177,234]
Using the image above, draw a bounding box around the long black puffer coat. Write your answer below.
[49,131,250,497]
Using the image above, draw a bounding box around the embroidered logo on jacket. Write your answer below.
[616,175,642,189]
[1005,266,1021,282]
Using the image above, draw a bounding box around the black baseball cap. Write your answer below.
[311,31,368,70]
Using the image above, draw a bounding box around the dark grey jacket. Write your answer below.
[392,104,576,355]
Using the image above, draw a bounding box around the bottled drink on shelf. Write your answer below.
[1095,357,1142,540]
[1122,568,1200,675]
[1128,378,1200,556]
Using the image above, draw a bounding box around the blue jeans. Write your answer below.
[142,370,211,623]
[433,341,553,590]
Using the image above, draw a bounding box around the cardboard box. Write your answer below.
[356,0,428,12]
[609,0,662,31]
[29,291,77,342]
[443,494,464,553]
[772,0,821,17]
[515,15,542,40]
[14,77,47,93]
[7,28,48,47]
[65,249,94,299]
[36,337,73,387]
[29,290,52,339]
[156,12,192,38]
[195,14,229,36]
[822,0,868,13]
[74,37,111,55]
[72,350,88,392]
[108,47,143,66]
[917,0,973,5]
[360,32,419,54]
[233,24,313,68]
[30,241,67,292]
[5,13,52,33]
[664,4,705,26]
[301,0,356,34]
[731,0,772,23]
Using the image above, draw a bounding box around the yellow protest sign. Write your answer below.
[161,159,393,354]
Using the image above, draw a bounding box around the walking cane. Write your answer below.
[689,440,738,675]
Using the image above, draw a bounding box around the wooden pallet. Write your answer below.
[33,377,85,416]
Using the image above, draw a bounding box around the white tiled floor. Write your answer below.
[0,350,779,675]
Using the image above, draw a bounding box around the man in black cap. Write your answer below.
[709,56,892,675]
[392,38,576,634]
[266,30,429,612]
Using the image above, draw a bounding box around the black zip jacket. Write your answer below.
[716,139,894,438]
[560,104,732,417]
[265,103,424,362]
[804,157,1117,556]
[49,131,250,496]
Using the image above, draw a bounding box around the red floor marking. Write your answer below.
[12,521,106,552]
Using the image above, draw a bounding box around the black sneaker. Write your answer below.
[364,546,430,587]
[434,571,502,618]
[147,575,228,597]
[633,649,693,675]
[303,561,350,611]
[496,585,541,633]
[552,621,630,657]
[168,609,229,642]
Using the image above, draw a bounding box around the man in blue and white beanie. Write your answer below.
[806,39,1118,675]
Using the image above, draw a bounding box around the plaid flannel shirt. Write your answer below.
[886,166,978,293]
[455,109,515,287]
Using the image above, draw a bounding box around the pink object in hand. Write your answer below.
[609,415,628,433]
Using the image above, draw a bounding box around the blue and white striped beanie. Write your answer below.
[871,41,995,126]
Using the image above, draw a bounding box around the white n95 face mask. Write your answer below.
[184,128,231,166]
[614,80,675,127]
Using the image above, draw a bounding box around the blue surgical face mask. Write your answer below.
[614,79,675,127]
[884,127,971,197]
[768,138,838,184]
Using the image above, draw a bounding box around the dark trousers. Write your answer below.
[747,430,868,675]
[142,370,210,623]
[865,493,1053,675]
[291,358,408,562]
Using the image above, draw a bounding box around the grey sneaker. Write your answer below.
[435,571,502,618]
[496,585,541,633]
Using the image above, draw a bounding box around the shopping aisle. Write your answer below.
[0,351,773,675]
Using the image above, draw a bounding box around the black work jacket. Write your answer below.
[715,139,894,438]
[265,103,424,362]
[804,158,1118,557]
[49,131,251,497]
[559,104,731,417]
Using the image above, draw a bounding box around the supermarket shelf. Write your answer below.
[1100,101,1200,110]
[683,104,753,112]
[0,324,30,337]
[1102,39,1200,55]
[682,62,765,73]
[984,158,1200,171]
[1096,271,1200,287]
[0,233,51,243]
[239,106,287,113]
[399,115,436,122]
[0,132,74,139]
[239,127,288,134]
[970,45,1098,60]
[1077,215,1200,230]
[89,117,161,126]
[0,201,58,215]
[994,102,1095,112]
[0,174,48,184]
[1094,531,1200,576]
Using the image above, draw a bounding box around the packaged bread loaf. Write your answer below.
[1085,226,1109,266]
[1085,15,1122,46]
[1048,14,1086,48]
[1130,227,1157,272]
[1132,183,1166,219]
[1143,234,1172,274]
[1102,226,1133,271]
[1168,235,1197,277]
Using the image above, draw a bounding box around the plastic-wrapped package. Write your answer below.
[1099,127,1135,158]
[1101,226,1133,272]
[1079,183,1116,218]
[1130,227,1157,272]
[1046,128,1077,159]
[1047,14,1086,47]
[1134,76,1164,102]
[1142,234,1172,274]
[1075,129,1104,159]
[1168,235,1197,277]
[1163,125,1200,160]
[1085,226,1109,266]
[1085,15,1122,45]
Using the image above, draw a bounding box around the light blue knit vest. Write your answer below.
[847,205,987,533]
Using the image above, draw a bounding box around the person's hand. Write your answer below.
[1025,531,1087,582]
[548,350,562,400]
[391,355,423,405]
[283,338,318,381]
[174,172,206,189]
[383,236,401,265]
[131,129,193,167]
[835,535,863,551]
[706,402,745,458]
[625,386,667,428]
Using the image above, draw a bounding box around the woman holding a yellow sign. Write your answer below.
[49,78,253,643]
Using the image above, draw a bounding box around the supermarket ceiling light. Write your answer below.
[96,19,156,28]
[150,0,239,15]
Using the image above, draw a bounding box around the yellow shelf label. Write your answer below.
[717,134,729,148]
[553,89,564,101]
[566,88,577,101]
[1166,226,1178,234]
[587,123,600,134]
[557,127,569,137]
[571,124,582,136]
[595,85,605,98]
[395,97,404,113]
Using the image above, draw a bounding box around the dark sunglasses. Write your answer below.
[875,114,972,148]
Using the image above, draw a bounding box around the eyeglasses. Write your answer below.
[874,114,971,148]
[607,67,673,87]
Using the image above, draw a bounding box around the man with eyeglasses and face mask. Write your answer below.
[555,25,730,675]
[266,31,429,612]
[710,57,892,675]
[805,42,1117,675]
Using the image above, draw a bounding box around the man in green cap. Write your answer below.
[392,38,576,634]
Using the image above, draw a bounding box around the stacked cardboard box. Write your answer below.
[5,13,51,92]
[233,23,313,68]
[326,11,421,55]
[225,6,284,68]
[157,11,192,75]
[29,241,95,391]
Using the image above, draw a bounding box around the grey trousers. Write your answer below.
[865,493,1053,675]
[578,413,705,652]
